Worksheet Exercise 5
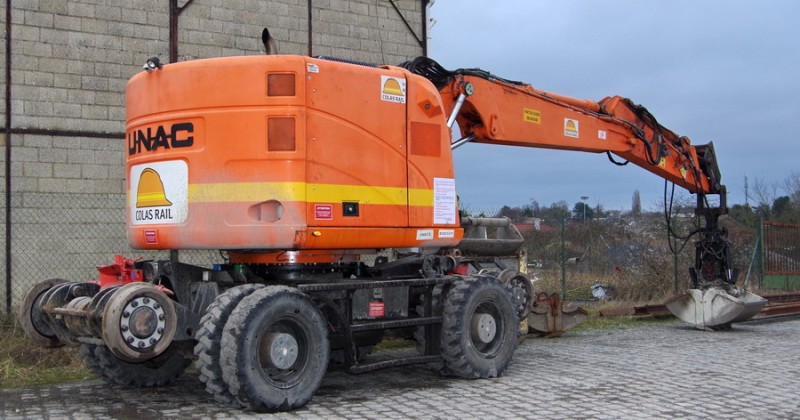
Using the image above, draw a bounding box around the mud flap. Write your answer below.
[527,292,588,337]
[665,288,767,330]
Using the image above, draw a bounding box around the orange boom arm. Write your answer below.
[402,57,723,197]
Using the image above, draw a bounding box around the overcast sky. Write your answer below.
[427,0,799,213]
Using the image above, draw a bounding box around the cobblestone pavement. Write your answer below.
[2,317,799,419]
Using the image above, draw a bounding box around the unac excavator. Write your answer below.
[19,34,764,411]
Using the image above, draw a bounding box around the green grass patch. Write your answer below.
[0,311,94,389]
[374,336,416,352]
[572,313,675,332]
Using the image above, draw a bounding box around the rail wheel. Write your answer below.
[498,269,533,319]
[220,286,329,412]
[440,275,518,378]
[194,283,264,404]
[101,282,177,362]
[80,342,191,387]
[18,278,69,348]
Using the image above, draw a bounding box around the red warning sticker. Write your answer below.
[369,301,385,318]
[315,204,333,220]
[144,230,158,244]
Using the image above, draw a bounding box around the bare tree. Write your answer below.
[783,171,800,202]
[752,177,778,208]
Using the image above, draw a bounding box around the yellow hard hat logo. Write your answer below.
[136,168,172,208]
[382,78,403,96]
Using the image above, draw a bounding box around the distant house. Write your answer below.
[514,218,555,234]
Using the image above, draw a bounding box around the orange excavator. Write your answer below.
[19,35,764,412]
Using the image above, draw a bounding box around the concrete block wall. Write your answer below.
[1,0,426,306]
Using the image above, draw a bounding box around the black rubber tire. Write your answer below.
[80,343,191,387]
[440,275,518,379]
[413,284,443,354]
[220,286,330,412]
[194,284,265,404]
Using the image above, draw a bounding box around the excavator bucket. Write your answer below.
[665,287,767,330]
[527,292,588,337]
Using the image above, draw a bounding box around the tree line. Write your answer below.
[483,172,800,228]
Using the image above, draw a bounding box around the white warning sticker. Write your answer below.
[416,229,434,240]
[433,178,457,225]
[438,229,455,239]
[130,160,188,225]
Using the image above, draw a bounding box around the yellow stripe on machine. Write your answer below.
[308,184,407,205]
[189,182,306,202]
[187,181,435,206]
[408,188,433,207]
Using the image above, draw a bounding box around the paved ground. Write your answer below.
[2,316,799,419]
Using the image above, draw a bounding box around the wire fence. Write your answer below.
[1,191,218,313]
[460,205,765,300]
[763,222,800,274]
[761,221,800,290]
[2,199,787,313]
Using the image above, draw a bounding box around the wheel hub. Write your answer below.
[120,296,166,350]
[261,332,299,369]
[471,313,497,344]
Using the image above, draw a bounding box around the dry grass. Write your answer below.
[530,270,676,303]
[0,310,93,389]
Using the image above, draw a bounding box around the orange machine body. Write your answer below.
[126,55,463,252]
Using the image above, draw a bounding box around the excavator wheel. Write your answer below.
[220,286,330,412]
[18,278,69,348]
[440,275,518,379]
[413,284,444,355]
[80,342,192,387]
[194,283,265,404]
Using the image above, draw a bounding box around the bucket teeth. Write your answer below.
[665,288,767,330]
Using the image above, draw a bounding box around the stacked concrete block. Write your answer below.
[0,0,426,306]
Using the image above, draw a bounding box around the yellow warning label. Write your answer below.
[523,108,541,124]
[658,158,667,168]
[679,167,687,179]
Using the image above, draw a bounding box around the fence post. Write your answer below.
[759,219,764,289]
[4,2,12,315]
[560,218,566,301]
[673,252,679,293]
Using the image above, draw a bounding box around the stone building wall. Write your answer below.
[1,0,427,306]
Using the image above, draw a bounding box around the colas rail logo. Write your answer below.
[564,118,580,138]
[380,75,406,104]
[134,168,174,221]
